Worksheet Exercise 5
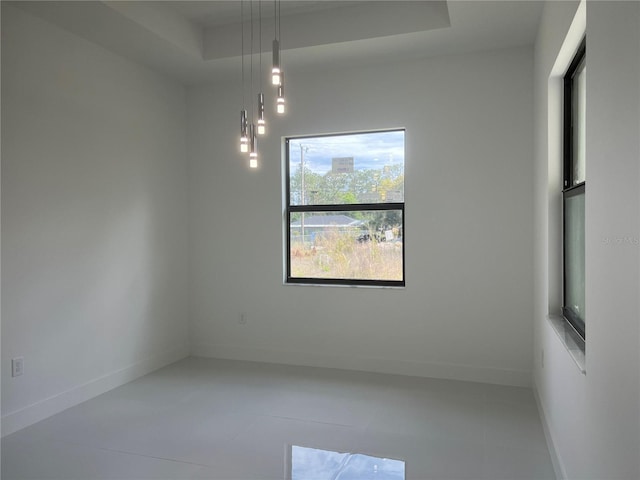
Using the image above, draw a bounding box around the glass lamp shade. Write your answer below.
[240,136,249,152]
[249,153,258,168]
[257,119,266,135]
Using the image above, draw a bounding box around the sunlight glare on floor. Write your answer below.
[290,445,405,480]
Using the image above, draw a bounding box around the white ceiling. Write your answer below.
[10,1,544,86]
[159,1,366,27]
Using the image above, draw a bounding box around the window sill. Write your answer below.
[284,281,404,290]
[547,314,586,374]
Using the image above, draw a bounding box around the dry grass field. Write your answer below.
[290,232,403,280]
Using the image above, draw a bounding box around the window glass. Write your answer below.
[563,38,586,339]
[572,59,586,185]
[289,209,403,281]
[285,130,405,286]
[288,131,404,206]
[564,190,585,326]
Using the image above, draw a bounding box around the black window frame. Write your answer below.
[284,130,405,287]
[562,37,586,340]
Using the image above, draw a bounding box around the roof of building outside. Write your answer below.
[290,215,364,228]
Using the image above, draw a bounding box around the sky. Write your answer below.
[288,130,405,176]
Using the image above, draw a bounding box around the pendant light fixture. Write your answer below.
[271,0,280,85]
[249,0,258,167]
[257,0,266,135]
[239,1,248,152]
[240,110,249,152]
[257,93,266,135]
[273,0,285,115]
[271,41,280,85]
[237,0,288,169]
[277,71,285,114]
[249,123,258,168]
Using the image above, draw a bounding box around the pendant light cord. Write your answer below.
[241,0,245,109]
[250,0,254,120]
[259,0,262,90]
[277,0,282,71]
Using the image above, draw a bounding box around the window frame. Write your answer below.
[284,129,406,287]
[562,37,586,340]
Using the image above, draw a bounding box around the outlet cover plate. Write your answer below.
[12,357,24,377]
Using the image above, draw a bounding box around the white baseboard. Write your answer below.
[193,343,531,387]
[533,386,566,480]
[1,344,189,437]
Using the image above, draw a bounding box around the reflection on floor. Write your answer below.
[2,357,556,480]
[289,445,405,480]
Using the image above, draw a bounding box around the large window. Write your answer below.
[285,130,405,286]
[563,38,586,340]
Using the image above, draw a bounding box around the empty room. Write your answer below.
[1,1,639,479]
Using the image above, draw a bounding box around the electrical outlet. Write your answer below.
[239,313,247,325]
[12,357,24,377]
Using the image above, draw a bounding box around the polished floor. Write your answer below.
[2,357,556,480]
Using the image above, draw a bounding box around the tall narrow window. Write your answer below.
[285,130,405,287]
[563,38,586,340]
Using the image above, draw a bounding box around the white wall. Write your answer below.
[533,1,640,478]
[0,1,3,465]
[188,47,535,386]
[1,6,189,435]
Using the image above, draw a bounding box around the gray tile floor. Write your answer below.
[2,357,555,480]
